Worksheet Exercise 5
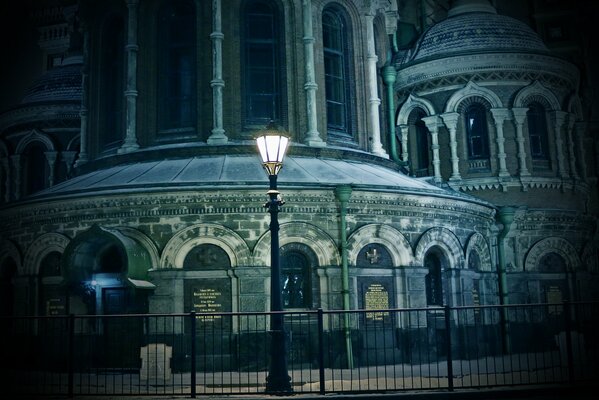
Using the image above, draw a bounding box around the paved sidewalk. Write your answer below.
[32,384,595,400]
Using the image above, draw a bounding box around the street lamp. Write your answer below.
[256,122,292,393]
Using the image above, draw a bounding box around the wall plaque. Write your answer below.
[358,277,394,324]
[185,279,231,328]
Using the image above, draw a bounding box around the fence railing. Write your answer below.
[1,302,597,396]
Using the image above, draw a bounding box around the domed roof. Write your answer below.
[20,56,82,104]
[407,0,548,63]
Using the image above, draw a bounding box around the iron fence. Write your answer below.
[1,301,597,396]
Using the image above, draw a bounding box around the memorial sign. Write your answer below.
[185,279,232,328]
[358,277,394,324]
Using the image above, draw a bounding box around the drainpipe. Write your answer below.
[335,185,354,368]
[382,64,401,164]
[497,206,516,354]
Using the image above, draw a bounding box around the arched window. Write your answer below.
[157,0,196,136]
[40,251,62,277]
[465,103,490,160]
[424,252,443,306]
[23,143,48,196]
[281,244,317,309]
[323,6,353,142]
[242,0,284,128]
[183,244,231,270]
[413,110,430,175]
[100,15,125,150]
[527,102,550,161]
[538,252,566,273]
[467,250,481,270]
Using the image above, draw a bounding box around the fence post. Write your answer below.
[317,308,325,395]
[190,311,196,398]
[68,314,74,398]
[563,301,575,384]
[444,305,454,391]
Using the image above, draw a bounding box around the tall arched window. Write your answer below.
[157,0,196,136]
[323,7,352,142]
[414,110,430,175]
[242,0,284,128]
[465,103,490,160]
[281,243,318,309]
[100,15,125,150]
[24,143,48,196]
[424,252,443,306]
[527,102,550,161]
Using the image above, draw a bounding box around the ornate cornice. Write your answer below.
[395,53,578,96]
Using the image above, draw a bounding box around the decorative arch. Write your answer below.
[160,223,251,269]
[15,129,56,154]
[566,93,584,121]
[253,222,340,267]
[524,237,581,272]
[62,225,154,281]
[513,81,560,111]
[117,227,160,270]
[23,233,70,275]
[0,238,22,275]
[396,94,436,125]
[444,81,502,113]
[414,227,464,268]
[347,224,412,266]
[67,135,80,152]
[464,232,492,271]
[0,140,8,157]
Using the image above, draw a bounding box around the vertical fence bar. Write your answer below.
[68,314,75,398]
[317,308,325,395]
[563,301,574,385]
[190,311,196,398]
[444,306,454,391]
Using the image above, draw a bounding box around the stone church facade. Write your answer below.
[0,0,597,328]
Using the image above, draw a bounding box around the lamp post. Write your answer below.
[256,122,292,393]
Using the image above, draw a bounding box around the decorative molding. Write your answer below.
[413,227,465,268]
[15,129,56,154]
[0,238,22,274]
[513,81,560,110]
[160,223,251,269]
[396,94,436,125]
[23,232,70,275]
[524,237,581,272]
[253,222,340,267]
[346,224,413,266]
[445,81,502,112]
[464,232,492,272]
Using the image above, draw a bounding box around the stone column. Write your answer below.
[302,0,324,147]
[118,0,140,154]
[75,22,90,167]
[365,13,387,157]
[440,112,461,180]
[575,121,588,180]
[421,115,442,183]
[490,108,510,177]
[511,108,530,177]
[207,0,228,144]
[44,151,57,187]
[552,111,568,178]
[398,124,409,165]
[566,114,579,180]
[1,157,10,202]
[61,151,77,177]
[11,155,21,200]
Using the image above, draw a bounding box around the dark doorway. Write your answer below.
[101,287,140,369]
